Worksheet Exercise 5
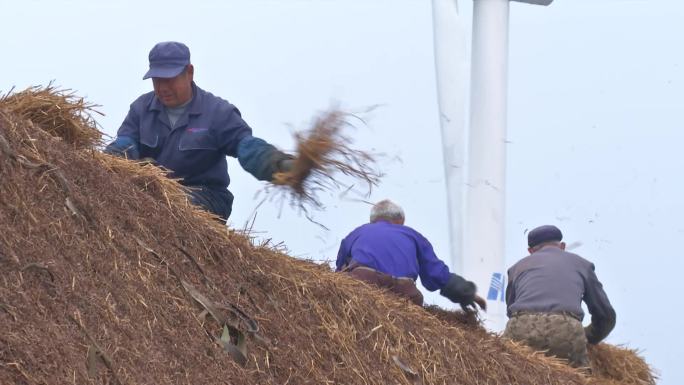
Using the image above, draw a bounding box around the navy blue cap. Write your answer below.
[143,42,191,80]
[528,225,563,248]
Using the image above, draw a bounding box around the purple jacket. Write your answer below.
[336,221,452,291]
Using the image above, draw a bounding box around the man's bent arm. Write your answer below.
[104,106,142,159]
[415,233,452,291]
[335,235,353,272]
[237,136,292,181]
[583,264,617,344]
[505,269,516,317]
[104,136,140,159]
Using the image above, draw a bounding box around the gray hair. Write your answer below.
[370,199,405,223]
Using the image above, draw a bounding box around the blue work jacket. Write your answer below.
[113,83,255,188]
[336,221,452,291]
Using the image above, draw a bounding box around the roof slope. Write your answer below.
[0,87,654,385]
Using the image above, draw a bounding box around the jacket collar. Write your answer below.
[531,244,563,254]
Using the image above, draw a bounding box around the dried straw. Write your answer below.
[271,109,383,210]
[1,83,103,148]
[0,86,656,385]
[588,343,657,385]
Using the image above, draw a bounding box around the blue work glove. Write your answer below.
[237,136,294,181]
[104,136,140,159]
[274,154,295,173]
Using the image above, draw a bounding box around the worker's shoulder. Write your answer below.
[194,84,236,111]
[394,224,431,243]
[507,255,529,274]
[349,222,420,237]
[541,249,596,274]
[557,249,593,265]
[344,222,376,237]
[400,223,423,235]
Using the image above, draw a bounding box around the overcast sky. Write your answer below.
[3,0,682,383]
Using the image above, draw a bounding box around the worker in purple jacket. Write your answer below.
[336,199,486,310]
[105,41,292,222]
[503,225,616,368]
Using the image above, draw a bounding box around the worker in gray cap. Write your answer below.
[502,225,616,368]
[105,41,293,222]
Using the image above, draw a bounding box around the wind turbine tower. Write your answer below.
[432,0,553,331]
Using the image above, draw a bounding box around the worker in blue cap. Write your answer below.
[105,41,293,222]
[503,225,616,368]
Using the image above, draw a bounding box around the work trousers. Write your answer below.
[346,265,424,306]
[503,312,590,368]
[187,185,234,222]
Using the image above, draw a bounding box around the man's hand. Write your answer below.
[277,157,295,173]
[104,136,140,160]
[139,157,158,166]
[474,295,487,312]
[460,295,487,313]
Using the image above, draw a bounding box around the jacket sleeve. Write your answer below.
[583,263,617,344]
[439,273,476,305]
[215,105,253,158]
[505,268,516,317]
[237,136,291,181]
[104,105,142,159]
[415,232,451,291]
[335,235,353,272]
[104,136,140,159]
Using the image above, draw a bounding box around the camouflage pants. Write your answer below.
[503,313,590,368]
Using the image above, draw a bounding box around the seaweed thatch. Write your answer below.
[0,86,655,385]
[1,84,103,149]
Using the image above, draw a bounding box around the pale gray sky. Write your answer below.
[3,0,682,383]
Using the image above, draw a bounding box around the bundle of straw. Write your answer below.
[1,83,103,148]
[271,109,382,210]
[588,343,657,385]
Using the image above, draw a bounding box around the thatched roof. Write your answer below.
[0,86,655,385]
